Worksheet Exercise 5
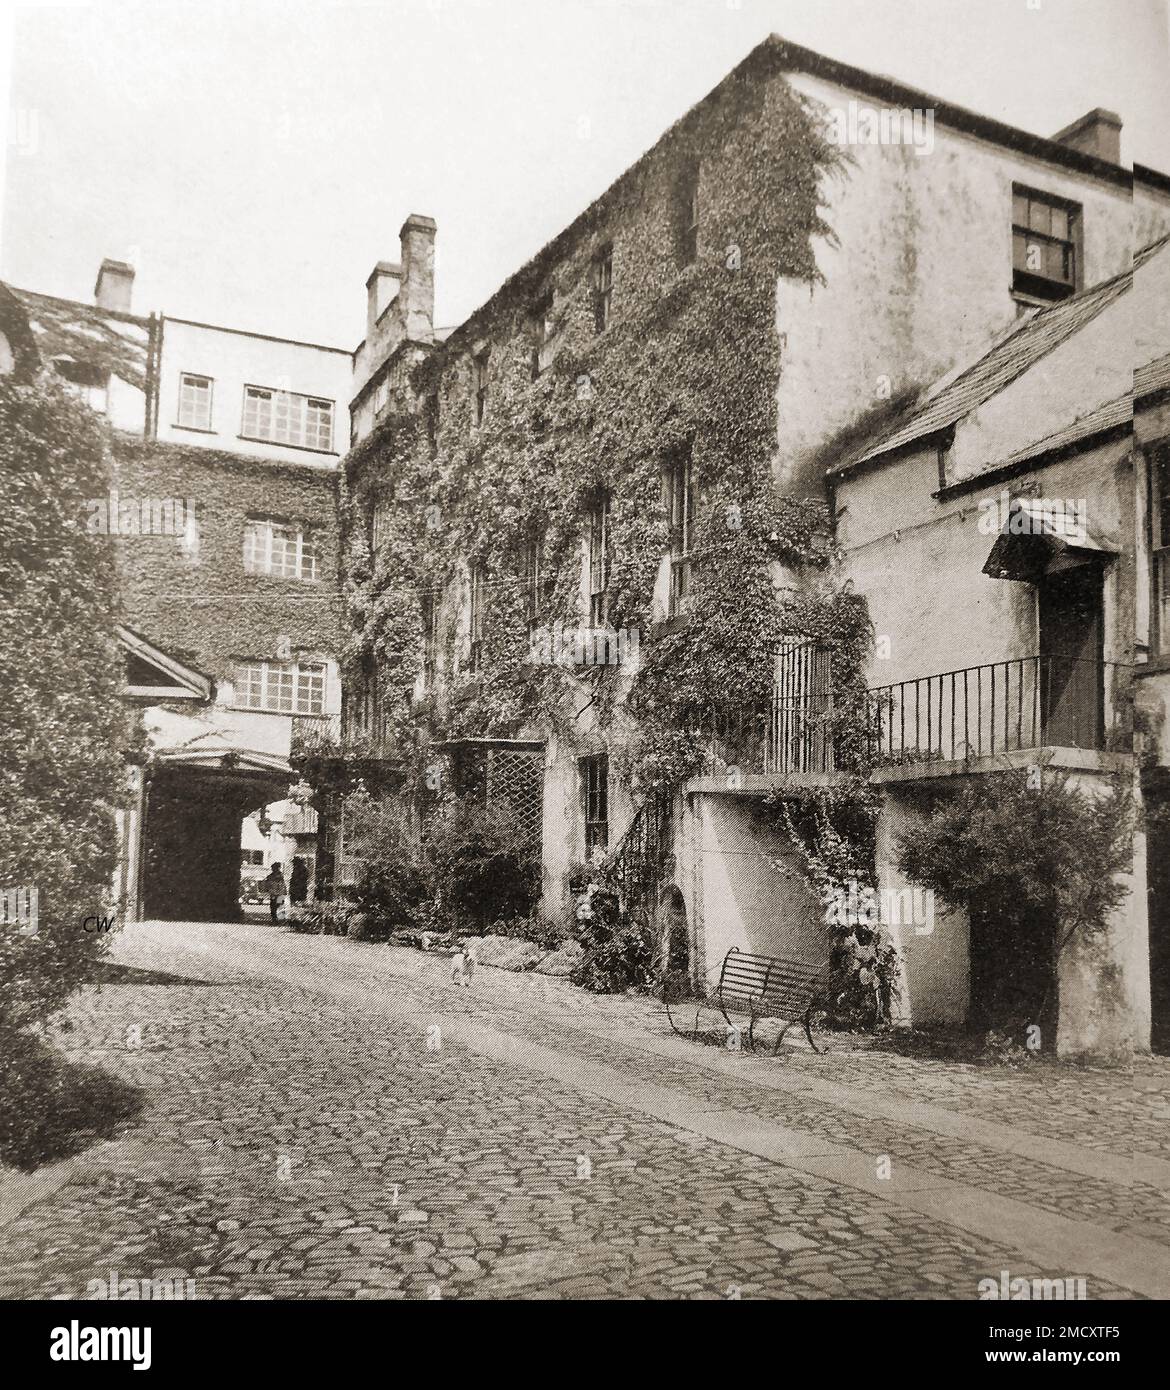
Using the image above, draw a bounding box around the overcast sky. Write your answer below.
[1,0,1167,349]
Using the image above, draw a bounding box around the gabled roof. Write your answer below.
[118,625,211,701]
[833,268,1133,476]
[6,286,152,389]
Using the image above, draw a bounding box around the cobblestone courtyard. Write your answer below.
[2,919,1168,1300]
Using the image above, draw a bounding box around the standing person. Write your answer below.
[289,857,309,906]
[262,862,287,923]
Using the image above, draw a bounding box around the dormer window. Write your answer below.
[1012,186,1080,302]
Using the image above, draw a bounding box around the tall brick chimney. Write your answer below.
[398,214,436,343]
[366,260,402,340]
[1052,108,1122,165]
[94,258,135,313]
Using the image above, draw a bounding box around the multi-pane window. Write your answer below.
[525,535,552,636]
[588,490,610,627]
[178,373,212,430]
[242,385,334,452]
[243,517,319,582]
[469,563,485,672]
[667,445,699,615]
[582,753,609,858]
[1012,187,1079,301]
[593,248,614,333]
[677,164,700,266]
[1154,451,1170,657]
[235,660,325,715]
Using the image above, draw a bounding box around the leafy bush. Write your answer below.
[353,859,427,932]
[489,911,569,951]
[570,881,655,993]
[422,798,540,927]
[895,763,1136,1044]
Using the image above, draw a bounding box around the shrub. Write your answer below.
[354,859,427,932]
[422,798,540,927]
[570,881,655,993]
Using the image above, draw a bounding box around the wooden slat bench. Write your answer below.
[665,946,831,1054]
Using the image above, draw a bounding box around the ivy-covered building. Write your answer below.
[3,259,349,921]
[340,36,1168,1057]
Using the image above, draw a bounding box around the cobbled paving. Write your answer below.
[0,921,1159,1300]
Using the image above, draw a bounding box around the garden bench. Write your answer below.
[665,946,830,1054]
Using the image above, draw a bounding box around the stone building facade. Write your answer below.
[337,34,1170,1060]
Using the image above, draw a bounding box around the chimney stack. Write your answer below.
[1052,108,1122,165]
[398,214,436,343]
[366,260,402,340]
[94,258,135,313]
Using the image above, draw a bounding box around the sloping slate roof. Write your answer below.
[1137,351,1170,401]
[8,286,151,388]
[993,392,1132,470]
[838,270,1132,473]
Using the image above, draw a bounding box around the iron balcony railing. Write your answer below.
[866,655,1120,766]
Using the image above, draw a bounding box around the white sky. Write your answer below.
[1,0,1167,349]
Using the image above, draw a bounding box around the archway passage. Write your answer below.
[659,885,690,977]
[141,763,286,922]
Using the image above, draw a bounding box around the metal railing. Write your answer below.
[604,790,672,917]
[866,655,1117,766]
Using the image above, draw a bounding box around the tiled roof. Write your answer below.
[1137,351,1170,401]
[994,393,1132,470]
[836,269,1132,474]
[7,286,152,389]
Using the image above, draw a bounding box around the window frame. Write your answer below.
[469,563,486,672]
[1011,185,1081,302]
[593,246,614,334]
[242,516,320,583]
[240,383,335,453]
[472,350,490,428]
[588,490,611,627]
[177,372,214,431]
[581,752,609,858]
[235,659,326,716]
[667,445,699,615]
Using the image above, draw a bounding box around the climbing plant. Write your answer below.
[341,65,873,805]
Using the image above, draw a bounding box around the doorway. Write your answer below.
[1038,563,1104,748]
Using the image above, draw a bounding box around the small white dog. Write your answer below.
[450,940,477,986]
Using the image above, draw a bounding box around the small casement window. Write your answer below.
[1153,450,1170,657]
[469,563,486,671]
[472,350,490,427]
[235,659,325,715]
[243,517,319,582]
[666,444,700,615]
[587,490,611,627]
[178,373,212,430]
[593,247,614,332]
[345,676,374,742]
[1012,187,1080,301]
[581,753,609,858]
[676,163,700,266]
[242,385,334,452]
